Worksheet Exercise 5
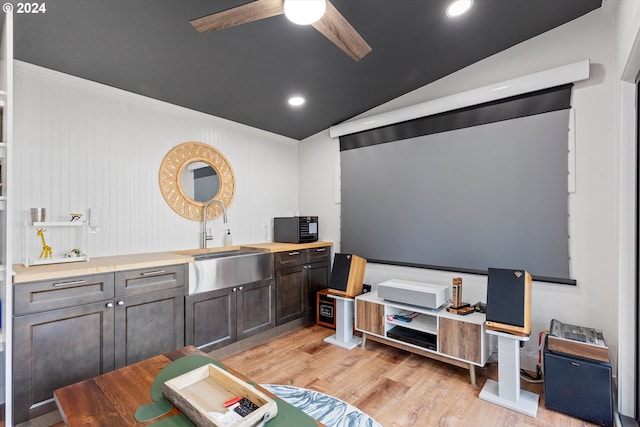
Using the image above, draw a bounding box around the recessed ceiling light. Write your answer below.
[288,96,306,107]
[446,0,473,17]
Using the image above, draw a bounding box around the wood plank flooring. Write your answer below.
[219,324,600,427]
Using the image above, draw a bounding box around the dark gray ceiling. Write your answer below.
[11,0,601,140]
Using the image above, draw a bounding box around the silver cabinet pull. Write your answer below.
[238,286,243,291]
[141,270,165,277]
[117,300,125,306]
[315,248,327,252]
[288,251,299,256]
[106,302,114,308]
[53,280,87,288]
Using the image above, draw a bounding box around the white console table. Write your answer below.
[479,329,539,417]
[354,291,490,386]
[324,294,362,350]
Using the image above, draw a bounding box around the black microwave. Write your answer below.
[273,216,318,243]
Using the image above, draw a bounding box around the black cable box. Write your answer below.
[387,326,436,351]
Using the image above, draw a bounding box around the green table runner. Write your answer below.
[135,355,318,426]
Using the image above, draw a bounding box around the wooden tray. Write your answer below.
[162,363,278,427]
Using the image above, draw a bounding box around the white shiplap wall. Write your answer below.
[12,61,299,259]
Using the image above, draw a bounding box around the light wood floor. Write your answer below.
[219,324,601,427]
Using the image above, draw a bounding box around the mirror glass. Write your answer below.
[180,161,220,203]
[159,142,236,221]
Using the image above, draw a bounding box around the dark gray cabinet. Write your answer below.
[185,278,275,352]
[13,299,115,423]
[13,264,186,423]
[114,266,185,367]
[114,286,185,367]
[275,246,331,326]
[237,278,275,339]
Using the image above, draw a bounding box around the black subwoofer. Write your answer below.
[544,341,613,426]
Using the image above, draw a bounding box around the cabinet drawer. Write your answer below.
[115,264,186,297]
[275,250,307,267]
[308,246,330,263]
[14,273,115,316]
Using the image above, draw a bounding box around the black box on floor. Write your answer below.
[544,339,613,426]
[316,289,335,329]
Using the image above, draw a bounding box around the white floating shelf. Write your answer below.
[30,221,85,227]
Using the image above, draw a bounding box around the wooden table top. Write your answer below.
[54,346,323,426]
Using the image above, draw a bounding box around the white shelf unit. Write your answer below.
[23,221,89,267]
[0,142,5,211]
[1,11,13,423]
[386,311,439,335]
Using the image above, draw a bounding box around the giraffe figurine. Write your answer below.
[36,228,53,259]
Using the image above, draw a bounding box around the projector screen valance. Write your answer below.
[339,85,575,284]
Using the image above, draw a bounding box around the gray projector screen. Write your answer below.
[340,109,572,283]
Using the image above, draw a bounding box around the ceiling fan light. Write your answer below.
[446,0,473,17]
[284,0,326,25]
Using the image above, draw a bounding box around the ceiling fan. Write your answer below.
[190,0,372,61]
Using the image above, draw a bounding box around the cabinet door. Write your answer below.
[355,299,385,336]
[185,288,236,352]
[305,260,330,317]
[237,279,275,340]
[114,288,184,368]
[275,263,306,325]
[13,301,115,423]
[438,317,482,364]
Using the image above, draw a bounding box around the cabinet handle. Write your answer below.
[106,302,114,308]
[315,248,326,252]
[287,251,300,256]
[232,287,237,292]
[140,270,165,277]
[53,279,87,288]
[238,286,243,291]
[117,300,125,306]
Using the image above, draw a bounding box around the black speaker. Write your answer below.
[485,268,531,336]
[328,253,367,297]
[316,289,335,328]
[544,342,613,426]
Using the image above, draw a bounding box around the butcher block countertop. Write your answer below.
[241,241,332,253]
[13,241,333,283]
[12,251,193,283]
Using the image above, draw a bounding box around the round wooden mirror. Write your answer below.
[159,142,235,221]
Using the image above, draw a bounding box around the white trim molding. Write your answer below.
[329,59,590,138]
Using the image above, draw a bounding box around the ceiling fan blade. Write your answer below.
[312,1,372,61]
[190,0,284,33]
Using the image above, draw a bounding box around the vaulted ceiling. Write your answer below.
[10,0,601,140]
